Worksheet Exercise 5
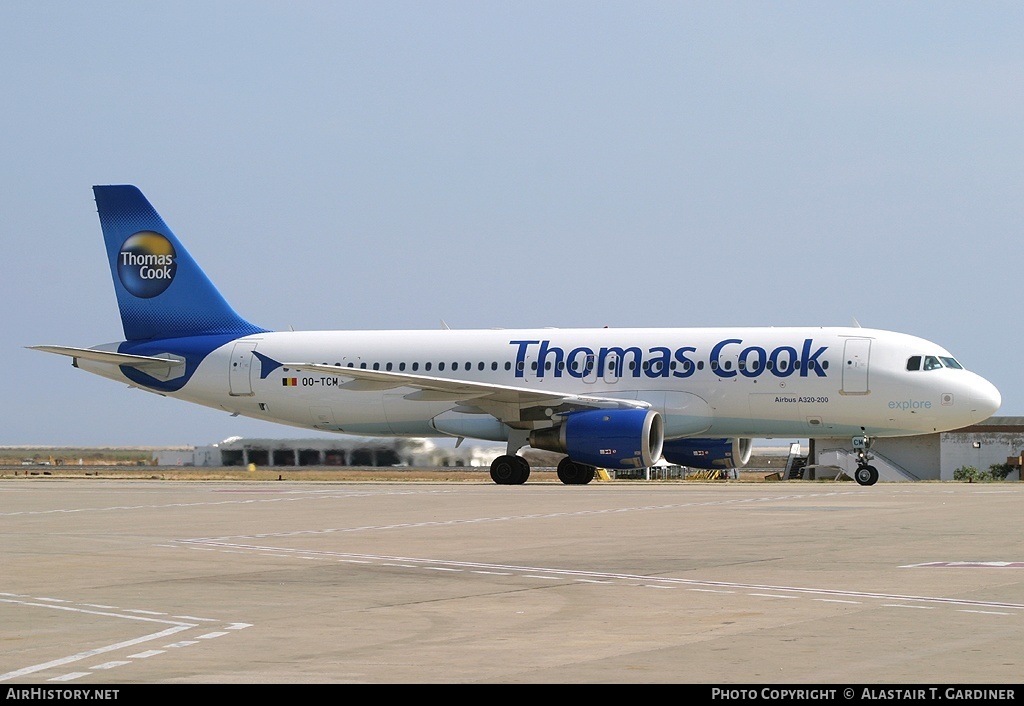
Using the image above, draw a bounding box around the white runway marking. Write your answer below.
[179,491,862,543]
[749,593,796,599]
[0,595,252,683]
[902,561,1024,568]
[178,539,1024,614]
[0,487,454,518]
[49,673,89,682]
[0,623,191,682]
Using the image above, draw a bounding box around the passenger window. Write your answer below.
[906,356,921,371]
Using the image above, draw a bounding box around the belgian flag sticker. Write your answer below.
[282,378,298,386]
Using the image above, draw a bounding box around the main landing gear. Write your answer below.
[489,455,530,485]
[491,430,598,486]
[556,457,596,485]
[488,454,598,485]
[852,432,879,486]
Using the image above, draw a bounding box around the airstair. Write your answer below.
[811,446,921,482]
[782,442,809,479]
[783,454,809,479]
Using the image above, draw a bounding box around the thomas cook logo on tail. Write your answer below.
[117,231,177,299]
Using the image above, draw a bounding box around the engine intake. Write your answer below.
[529,409,664,469]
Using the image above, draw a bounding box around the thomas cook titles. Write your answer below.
[510,338,830,380]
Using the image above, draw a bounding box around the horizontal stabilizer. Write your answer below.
[28,345,182,369]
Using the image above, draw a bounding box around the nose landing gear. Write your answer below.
[853,433,879,486]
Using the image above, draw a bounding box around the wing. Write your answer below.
[282,362,649,427]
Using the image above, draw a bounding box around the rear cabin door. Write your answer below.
[229,342,257,396]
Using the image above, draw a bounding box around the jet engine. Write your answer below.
[661,437,753,469]
[529,409,664,469]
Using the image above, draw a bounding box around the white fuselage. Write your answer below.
[80,326,1001,443]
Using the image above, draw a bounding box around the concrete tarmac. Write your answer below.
[2,477,1023,684]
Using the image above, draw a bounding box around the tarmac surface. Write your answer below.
[2,475,1024,684]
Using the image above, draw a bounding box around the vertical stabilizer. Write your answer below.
[93,185,267,341]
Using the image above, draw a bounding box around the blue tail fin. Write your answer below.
[94,185,267,341]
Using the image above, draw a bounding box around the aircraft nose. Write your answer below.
[970,376,1001,422]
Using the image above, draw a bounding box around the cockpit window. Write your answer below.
[908,354,964,371]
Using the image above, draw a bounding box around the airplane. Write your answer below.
[31,185,1002,486]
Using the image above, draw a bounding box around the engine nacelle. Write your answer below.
[661,437,753,469]
[529,409,664,469]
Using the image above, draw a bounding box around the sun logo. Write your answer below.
[117,231,177,298]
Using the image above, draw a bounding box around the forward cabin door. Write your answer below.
[841,338,871,394]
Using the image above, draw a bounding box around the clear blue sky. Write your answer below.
[3,2,1021,446]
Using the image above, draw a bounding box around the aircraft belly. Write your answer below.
[431,410,509,441]
[383,393,455,436]
[259,384,393,433]
[76,358,133,384]
[277,390,453,435]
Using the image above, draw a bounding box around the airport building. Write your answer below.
[149,417,1024,483]
[807,416,1023,482]
[152,435,504,469]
